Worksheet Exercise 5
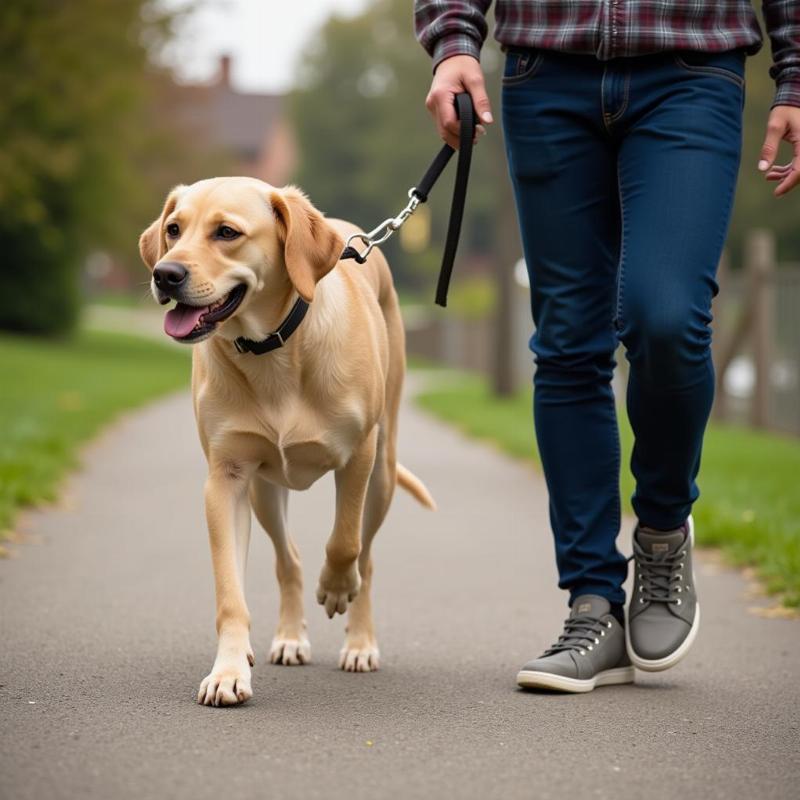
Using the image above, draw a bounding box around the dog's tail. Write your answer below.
[396,464,436,510]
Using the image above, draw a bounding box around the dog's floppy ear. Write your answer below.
[138,185,186,269]
[270,186,344,303]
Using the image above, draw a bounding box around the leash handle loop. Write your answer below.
[434,92,474,307]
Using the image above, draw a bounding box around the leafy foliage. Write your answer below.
[0,1,213,335]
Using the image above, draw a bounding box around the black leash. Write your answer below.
[234,93,475,355]
[426,93,475,307]
[342,92,476,308]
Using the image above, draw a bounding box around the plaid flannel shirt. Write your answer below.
[415,1,800,107]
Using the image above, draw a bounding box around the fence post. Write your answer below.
[747,229,776,429]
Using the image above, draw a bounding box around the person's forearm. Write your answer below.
[763,0,800,108]
[414,0,492,71]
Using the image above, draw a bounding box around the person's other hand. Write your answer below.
[425,54,493,149]
[759,105,800,196]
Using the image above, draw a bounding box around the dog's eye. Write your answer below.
[216,225,240,240]
[166,223,180,238]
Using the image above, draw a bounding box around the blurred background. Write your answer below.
[0,0,798,607]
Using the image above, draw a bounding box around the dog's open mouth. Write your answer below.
[163,284,247,342]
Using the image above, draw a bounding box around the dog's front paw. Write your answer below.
[269,635,311,665]
[339,641,380,673]
[316,561,361,618]
[197,655,253,707]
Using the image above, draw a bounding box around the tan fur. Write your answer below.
[139,177,434,706]
[396,464,436,510]
[139,185,186,269]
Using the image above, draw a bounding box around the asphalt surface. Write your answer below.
[1,382,798,800]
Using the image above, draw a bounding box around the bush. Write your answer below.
[0,220,79,335]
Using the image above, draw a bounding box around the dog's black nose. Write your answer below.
[153,261,188,290]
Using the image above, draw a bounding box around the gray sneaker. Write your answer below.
[627,515,700,672]
[517,595,634,693]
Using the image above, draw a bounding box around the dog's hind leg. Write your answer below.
[250,477,310,666]
[339,422,396,672]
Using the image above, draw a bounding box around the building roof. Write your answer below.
[171,56,284,163]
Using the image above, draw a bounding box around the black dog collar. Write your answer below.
[233,297,309,355]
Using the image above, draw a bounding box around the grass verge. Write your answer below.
[416,370,800,608]
[0,330,190,538]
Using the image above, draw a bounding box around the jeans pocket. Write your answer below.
[672,50,746,89]
[502,49,544,86]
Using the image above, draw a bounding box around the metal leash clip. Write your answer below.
[344,188,421,262]
[340,92,474,305]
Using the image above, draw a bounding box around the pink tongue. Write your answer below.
[164,303,209,338]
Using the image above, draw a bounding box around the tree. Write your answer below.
[0,0,196,335]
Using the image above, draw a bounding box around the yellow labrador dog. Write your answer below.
[139,177,434,707]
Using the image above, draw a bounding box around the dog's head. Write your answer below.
[139,178,344,344]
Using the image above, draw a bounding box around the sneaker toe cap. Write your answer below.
[519,652,578,678]
[630,615,690,660]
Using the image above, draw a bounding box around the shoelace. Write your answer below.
[631,544,686,604]
[544,615,610,656]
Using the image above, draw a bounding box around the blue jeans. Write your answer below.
[502,49,745,607]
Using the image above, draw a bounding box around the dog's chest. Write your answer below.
[249,403,365,490]
[255,437,344,490]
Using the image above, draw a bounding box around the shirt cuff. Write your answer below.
[773,77,800,109]
[432,33,481,73]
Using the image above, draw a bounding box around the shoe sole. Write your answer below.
[516,666,635,693]
[626,515,700,672]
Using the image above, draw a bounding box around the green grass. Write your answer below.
[0,330,190,536]
[416,370,800,607]
[85,288,158,309]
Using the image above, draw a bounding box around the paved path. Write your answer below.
[1,383,798,800]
